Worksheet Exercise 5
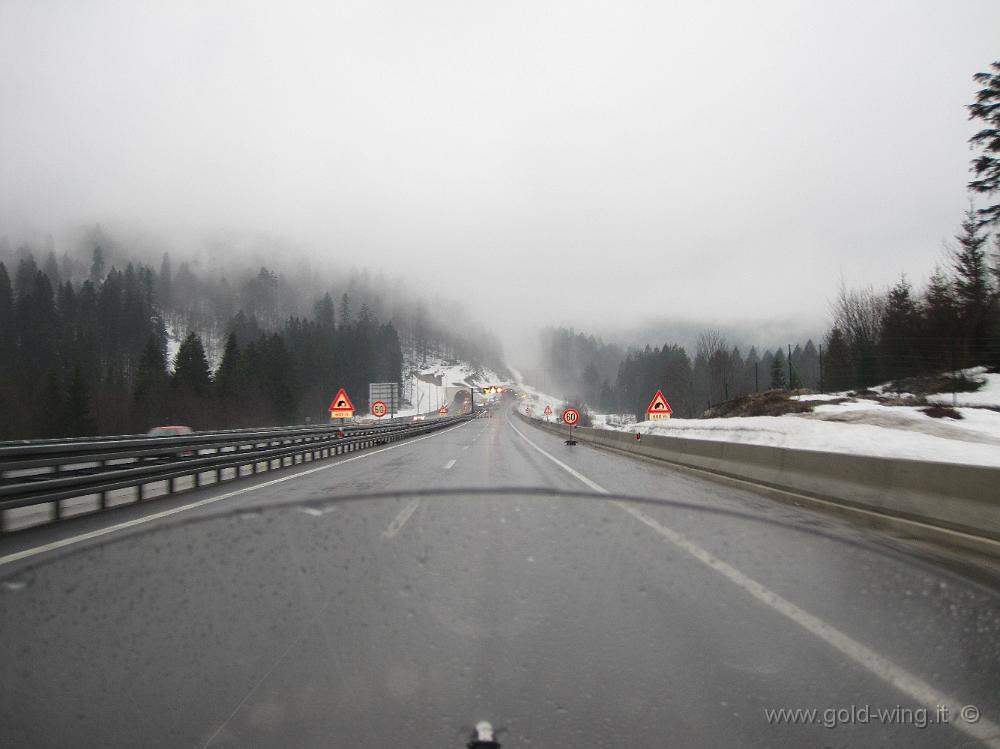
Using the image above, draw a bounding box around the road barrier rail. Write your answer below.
[517,409,1000,554]
[0,415,471,532]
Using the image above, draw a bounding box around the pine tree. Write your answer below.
[824,327,853,391]
[0,263,13,360]
[788,345,803,390]
[13,255,38,303]
[339,293,352,328]
[90,246,105,285]
[952,208,992,365]
[770,349,787,389]
[43,252,60,288]
[62,367,97,437]
[38,369,64,438]
[228,310,262,346]
[173,332,211,394]
[921,267,959,372]
[968,60,1000,226]
[313,292,335,329]
[215,331,242,398]
[157,252,172,308]
[880,275,920,385]
[743,346,761,393]
[133,334,169,428]
[799,340,820,389]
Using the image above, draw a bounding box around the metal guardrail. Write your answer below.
[0,415,472,532]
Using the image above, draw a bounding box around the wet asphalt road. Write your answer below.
[2,409,999,748]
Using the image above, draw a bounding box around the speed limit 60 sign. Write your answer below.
[562,408,580,425]
[371,401,388,418]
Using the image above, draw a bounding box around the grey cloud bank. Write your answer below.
[2,0,998,353]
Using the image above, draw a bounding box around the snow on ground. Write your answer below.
[165,319,223,373]
[598,410,1000,467]
[517,363,1000,467]
[925,367,1000,408]
[165,320,183,370]
[594,394,1000,467]
[511,363,1000,466]
[790,393,850,402]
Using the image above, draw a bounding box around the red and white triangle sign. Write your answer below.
[646,390,672,414]
[329,388,355,415]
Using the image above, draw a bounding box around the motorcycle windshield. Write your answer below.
[2,488,998,748]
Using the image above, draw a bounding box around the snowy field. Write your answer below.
[513,367,1000,468]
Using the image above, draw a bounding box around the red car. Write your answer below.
[147,425,195,457]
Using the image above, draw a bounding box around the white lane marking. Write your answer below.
[508,420,606,494]
[443,459,456,470]
[507,418,1000,747]
[382,499,420,539]
[1,421,472,567]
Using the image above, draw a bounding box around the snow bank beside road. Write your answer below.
[598,402,1000,467]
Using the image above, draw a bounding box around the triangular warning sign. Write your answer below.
[328,388,355,415]
[646,390,672,414]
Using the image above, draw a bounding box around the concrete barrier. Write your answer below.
[516,411,1000,545]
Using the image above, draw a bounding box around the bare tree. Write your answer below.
[830,278,885,386]
[697,329,733,403]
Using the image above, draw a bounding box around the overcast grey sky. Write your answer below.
[1,1,998,353]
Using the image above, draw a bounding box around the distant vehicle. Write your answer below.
[412,414,427,422]
[146,425,194,458]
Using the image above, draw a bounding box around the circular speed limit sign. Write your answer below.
[562,408,580,425]
[371,401,387,418]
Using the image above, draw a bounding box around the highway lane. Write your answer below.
[1,408,999,747]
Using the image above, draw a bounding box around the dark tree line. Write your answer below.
[822,212,1000,391]
[0,246,410,438]
[539,326,822,420]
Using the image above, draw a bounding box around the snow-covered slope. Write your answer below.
[399,351,509,417]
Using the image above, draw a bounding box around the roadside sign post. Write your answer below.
[369,382,399,419]
[646,390,673,421]
[562,407,580,446]
[543,404,553,421]
[328,388,355,422]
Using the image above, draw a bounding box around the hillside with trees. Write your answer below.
[0,233,505,439]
